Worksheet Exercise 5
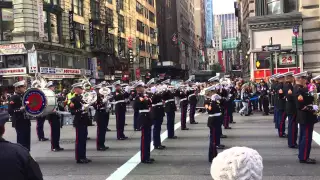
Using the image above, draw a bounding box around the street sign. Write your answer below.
[261,44,281,52]
[293,25,299,36]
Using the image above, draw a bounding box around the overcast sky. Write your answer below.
[213,0,235,14]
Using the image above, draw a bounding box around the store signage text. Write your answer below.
[69,11,75,43]
[40,67,81,75]
[42,74,75,79]
[279,54,296,65]
[89,20,94,47]
[0,67,27,75]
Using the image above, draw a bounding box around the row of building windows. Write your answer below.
[136,1,155,23]
[137,20,156,38]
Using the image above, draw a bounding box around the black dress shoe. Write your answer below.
[289,145,298,149]
[150,158,155,162]
[168,136,178,139]
[220,135,228,138]
[181,128,189,130]
[106,128,111,132]
[225,127,232,129]
[87,137,91,140]
[52,147,64,152]
[77,159,89,164]
[300,158,316,164]
[118,137,128,140]
[125,123,128,126]
[134,129,141,131]
[231,122,236,124]
[279,134,287,138]
[190,121,199,124]
[142,160,153,164]
[97,146,109,151]
[85,158,92,163]
[155,145,165,150]
[39,138,49,142]
[216,145,225,149]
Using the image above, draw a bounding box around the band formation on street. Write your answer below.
[1,70,320,179]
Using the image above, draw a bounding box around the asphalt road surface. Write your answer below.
[3,111,320,180]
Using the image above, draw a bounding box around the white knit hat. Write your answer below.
[211,147,263,180]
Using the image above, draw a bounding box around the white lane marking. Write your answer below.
[106,113,200,180]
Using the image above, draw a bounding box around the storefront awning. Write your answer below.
[0,44,27,55]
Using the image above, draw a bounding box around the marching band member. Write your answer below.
[134,81,155,164]
[150,85,166,149]
[69,82,91,164]
[259,79,269,116]
[93,84,110,151]
[132,86,140,131]
[283,72,298,148]
[220,84,231,129]
[271,74,279,129]
[276,73,287,138]
[46,81,64,152]
[178,86,189,130]
[162,80,178,139]
[187,87,198,124]
[294,72,318,164]
[206,86,221,162]
[112,81,129,140]
[8,80,31,151]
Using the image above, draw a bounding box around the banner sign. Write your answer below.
[279,54,296,65]
[37,0,44,38]
[40,67,81,75]
[0,43,27,55]
[28,50,38,73]
[69,11,75,43]
[89,20,94,47]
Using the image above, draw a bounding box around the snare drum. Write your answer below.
[23,88,57,117]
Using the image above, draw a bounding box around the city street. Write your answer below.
[3,111,320,180]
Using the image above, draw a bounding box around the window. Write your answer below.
[43,11,60,43]
[137,20,144,33]
[118,37,125,56]
[139,39,145,51]
[74,0,83,16]
[149,11,155,23]
[90,0,100,20]
[51,54,62,68]
[144,25,149,36]
[73,57,86,69]
[106,33,114,51]
[0,8,13,41]
[150,27,155,38]
[118,0,123,10]
[136,2,143,15]
[93,29,102,47]
[267,0,281,15]
[63,56,74,68]
[146,42,150,53]
[151,44,157,55]
[38,52,50,67]
[74,23,85,49]
[144,9,149,19]
[118,14,124,33]
[148,0,154,7]
[107,0,112,4]
[106,8,113,26]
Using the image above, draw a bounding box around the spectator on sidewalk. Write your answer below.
[211,147,263,180]
[0,111,43,180]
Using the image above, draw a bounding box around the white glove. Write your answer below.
[228,94,232,98]
[313,105,319,111]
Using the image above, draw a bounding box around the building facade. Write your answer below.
[0,0,158,89]
[194,0,206,70]
[247,0,302,80]
[155,0,198,79]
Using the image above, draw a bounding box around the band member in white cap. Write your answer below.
[46,81,64,152]
[69,82,92,164]
[8,80,31,151]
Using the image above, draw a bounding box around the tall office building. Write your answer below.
[194,0,206,70]
[205,0,213,47]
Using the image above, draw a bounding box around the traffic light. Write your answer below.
[129,49,134,65]
[256,60,261,69]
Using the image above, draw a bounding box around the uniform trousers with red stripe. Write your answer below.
[277,110,287,137]
[287,114,298,147]
[223,105,230,129]
[115,108,126,139]
[208,117,219,162]
[36,116,46,140]
[96,111,109,148]
[189,104,196,123]
[75,125,88,161]
[298,123,314,161]
[48,114,61,150]
[141,125,151,162]
[180,103,188,129]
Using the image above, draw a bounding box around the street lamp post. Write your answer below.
[269,37,274,75]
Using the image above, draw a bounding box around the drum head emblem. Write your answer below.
[23,89,47,116]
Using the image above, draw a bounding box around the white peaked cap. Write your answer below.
[211,147,263,180]
[13,80,26,87]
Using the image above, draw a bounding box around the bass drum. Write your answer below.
[23,88,57,117]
